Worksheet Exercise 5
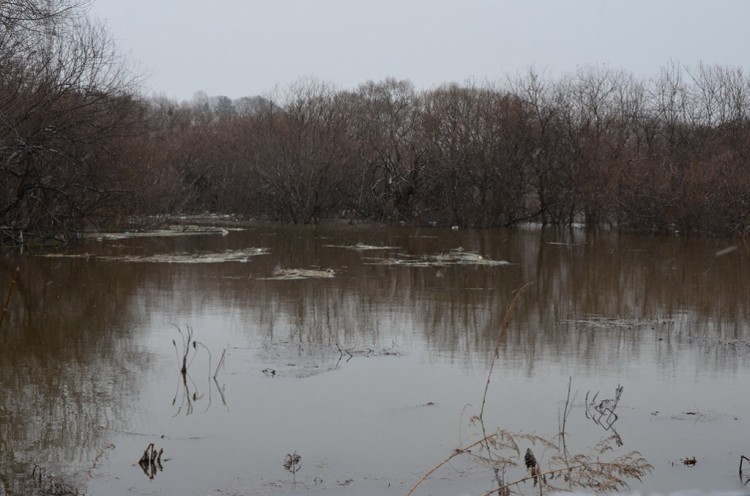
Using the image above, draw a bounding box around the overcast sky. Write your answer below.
[89,1,750,102]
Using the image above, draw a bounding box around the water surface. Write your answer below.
[1,223,749,495]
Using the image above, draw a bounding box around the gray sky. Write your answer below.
[89,0,750,102]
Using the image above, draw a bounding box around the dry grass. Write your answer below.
[406,284,653,496]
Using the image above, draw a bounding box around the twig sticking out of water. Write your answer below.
[334,342,398,367]
[212,347,228,406]
[170,326,228,414]
[172,324,198,375]
[585,384,624,445]
[88,443,115,479]
[138,443,164,479]
[171,325,205,415]
[336,342,354,362]
[740,455,750,483]
[283,452,302,482]
[215,348,227,379]
[0,266,20,327]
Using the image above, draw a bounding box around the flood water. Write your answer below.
[1,223,750,495]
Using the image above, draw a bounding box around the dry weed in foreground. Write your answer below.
[405,284,653,495]
[406,425,652,495]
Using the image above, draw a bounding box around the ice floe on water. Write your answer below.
[91,225,237,240]
[259,267,336,280]
[323,242,400,251]
[39,247,269,263]
[364,247,510,267]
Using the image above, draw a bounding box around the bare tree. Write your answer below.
[0,0,140,244]
[250,79,353,223]
[349,78,428,222]
[422,83,533,227]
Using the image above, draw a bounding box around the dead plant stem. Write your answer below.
[479,282,532,422]
[405,436,496,496]
[214,348,227,379]
[408,285,531,496]
[480,460,637,496]
[478,283,532,487]
[559,376,573,462]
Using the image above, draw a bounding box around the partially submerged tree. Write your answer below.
[251,79,353,223]
[0,0,139,245]
[349,79,428,222]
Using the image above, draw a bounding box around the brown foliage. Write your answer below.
[5,5,750,243]
[0,0,140,244]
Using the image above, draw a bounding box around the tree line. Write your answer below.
[123,65,750,237]
[3,0,750,245]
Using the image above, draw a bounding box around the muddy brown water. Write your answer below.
[1,223,750,495]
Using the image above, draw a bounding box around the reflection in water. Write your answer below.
[584,384,624,446]
[213,226,750,378]
[0,256,153,493]
[1,224,749,494]
[170,325,228,416]
[741,456,750,486]
[0,266,19,327]
[137,442,164,479]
